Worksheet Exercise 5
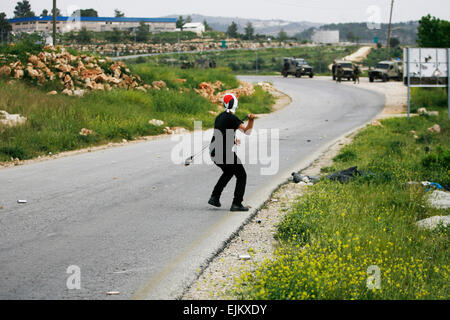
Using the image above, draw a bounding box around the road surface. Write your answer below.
[0,76,384,299]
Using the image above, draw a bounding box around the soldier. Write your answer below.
[354,64,361,84]
[336,64,344,83]
[332,61,337,80]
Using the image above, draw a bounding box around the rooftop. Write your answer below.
[8,16,177,23]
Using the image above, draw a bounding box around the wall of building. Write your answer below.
[312,30,340,44]
[9,17,177,34]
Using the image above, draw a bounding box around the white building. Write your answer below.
[8,16,177,34]
[182,22,205,35]
[312,30,340,44]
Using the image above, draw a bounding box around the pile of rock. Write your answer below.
[194,81,255,105]
[257,82,277,94]
[66,40,307,57]
[0,46,152,96]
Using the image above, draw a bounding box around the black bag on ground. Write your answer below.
[326,166,361,183]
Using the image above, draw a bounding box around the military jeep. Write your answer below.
[282,58,314,78]
[332,60,355,81]
[369,60,403,82]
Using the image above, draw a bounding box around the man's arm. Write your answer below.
[238,114,255,136]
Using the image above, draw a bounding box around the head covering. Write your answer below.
[223,93,238,113]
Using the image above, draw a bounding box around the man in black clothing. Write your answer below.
[208,93,255,212]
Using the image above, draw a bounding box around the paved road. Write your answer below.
[0,76,384,299]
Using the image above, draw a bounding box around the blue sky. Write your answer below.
[2,0,449,23]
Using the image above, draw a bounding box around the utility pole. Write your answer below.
[52,0,56,46]
[256,49,258,74]
[386,0,394,60]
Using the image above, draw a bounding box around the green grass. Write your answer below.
[233,91,449,300]
[128,45,359,75]
[0,69,274,162]
[411,87,448,113]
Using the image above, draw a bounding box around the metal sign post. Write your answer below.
[407,48,411,118]
[448,48,450,119]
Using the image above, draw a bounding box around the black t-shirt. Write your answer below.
[210,111,243,164]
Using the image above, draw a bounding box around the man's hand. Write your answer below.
[239,114,256,135]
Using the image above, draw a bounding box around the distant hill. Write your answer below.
[163,14,322,36]
[296,21,419,44]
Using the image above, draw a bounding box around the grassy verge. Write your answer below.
[128,45,359,75]
[233,91,449,300]
[0,66,274,162]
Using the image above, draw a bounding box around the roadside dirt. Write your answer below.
[342,46,374,63]
[339,77,407,116]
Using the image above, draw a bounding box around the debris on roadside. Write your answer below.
[163,126,187,135]
[325,166,371,183]
[79,128,94,136]
[291,172,319,185]
[416,215,450,230]
[428,190,450,209]
[194,81,255,105]
[17,200,27,204]
[149,119,164,127]
[0,110,27,127]
[427,124,441,133]
[106,291,120,296]
[238,254,251,261]
[418,108,439,117]
[371,120,383,127]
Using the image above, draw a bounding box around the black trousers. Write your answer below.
[211,156,247,205]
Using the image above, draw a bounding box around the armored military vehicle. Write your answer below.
[369,60,403,82]
[282,58,314,78]
[332,60,355,81]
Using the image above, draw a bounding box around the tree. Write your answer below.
[42,8,61,17]
[176,16,185,30]
[107,28,123,43]
[390,37,400,48]
[185,16,192,23]
[136,21,149,42]
[346,31,355,42]
[203,20,212,32]
[417,14,450,48]
[278,28,288,42]
[227,21,239,38]
[0,12,12,40]
[53,8,61,16]
[77,27,92,44]
[244,22,254,40]
[114,9,125,18]
[14,1,35,18]
[73,9,98,17]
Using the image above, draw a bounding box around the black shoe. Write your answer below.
[208,196,221,208]
[230,203,249,212]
